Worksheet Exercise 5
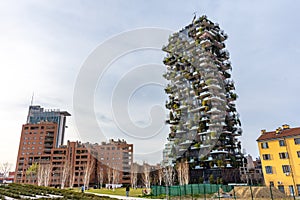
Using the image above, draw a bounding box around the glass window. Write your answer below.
[279,140,286,146]
[263,154,271,160]
[265,166,273,174]
[289,186,294,196]
[297,151,300,158]
[282,165,291,173]
[261,142,269,149]
[295,138,300,145]
[278,185,285,193]
[279,152,289,159]
[270,181,274,187]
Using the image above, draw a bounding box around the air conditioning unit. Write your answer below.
[278,181,282,185]
[285,172,290,176]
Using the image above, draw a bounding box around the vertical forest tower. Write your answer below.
[163,15,243,183]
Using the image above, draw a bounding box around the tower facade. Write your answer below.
[163,16,243,183]
[26,105,70,147]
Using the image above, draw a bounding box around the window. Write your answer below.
[295,138,300,145]
[265,166,273,174]
[279,140,286,146]
[270,181,274,187]
[282,165,291,173]
[279,152,289,159]
[278,185,285,193]
[261,142,269,149]
[297,185,300,196]
[297,151,300,158]
[289,186,295,196]
[263,154,271,160]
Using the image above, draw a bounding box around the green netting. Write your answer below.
[151,184,233,196]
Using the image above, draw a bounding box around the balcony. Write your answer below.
[210,149,228,154]
[44,144,53,148]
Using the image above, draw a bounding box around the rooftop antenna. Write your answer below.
[192,12,197,23]
[30,92,34,106]
[26,92,34,124]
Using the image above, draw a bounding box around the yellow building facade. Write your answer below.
[257,125,300,196]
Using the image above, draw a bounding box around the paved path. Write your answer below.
[87,192,165,200]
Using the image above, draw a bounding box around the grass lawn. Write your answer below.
[88,187,145,197]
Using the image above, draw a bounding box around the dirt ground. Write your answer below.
[165,186,293,200]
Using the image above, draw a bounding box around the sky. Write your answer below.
[1,0,300,168]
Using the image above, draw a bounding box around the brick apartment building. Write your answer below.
[15,105,133,187]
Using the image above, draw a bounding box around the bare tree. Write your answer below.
[43,164,51,187]
[158,168,163,186]
[107,167,112,187]
[61,160,71,189]
[176,161,189,185]
[142,162,151,192]
[112,167,120,190]
[0,162,12,180]
[182,161,189,185]
[36,163,52,186]
[97,167,104,189]
[130,163,138,189]
[176,162,183,185]
[83,159,95,189]
[163,166,175,186]
[68,161,75,188]
[37,164,44,186]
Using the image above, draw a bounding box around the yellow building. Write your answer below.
[257,124,300,196]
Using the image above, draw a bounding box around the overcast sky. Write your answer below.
[1,0,300,167]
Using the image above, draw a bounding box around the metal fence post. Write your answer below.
[204,184,206,200]
[179,185,181,200]
[190,184,193,200]
[249,184,254,200]
[233,186,236,200]
[218,184,220,200]
[269,185,273,200]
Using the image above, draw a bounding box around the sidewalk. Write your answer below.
[87,192,165,200]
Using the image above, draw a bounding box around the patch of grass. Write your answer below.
[89,187,145,197]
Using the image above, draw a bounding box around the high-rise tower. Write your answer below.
[14,105,70,183]
[26,105,70,147]
[163,15,243,183]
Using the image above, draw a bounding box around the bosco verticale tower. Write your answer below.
[162,15,243,183]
